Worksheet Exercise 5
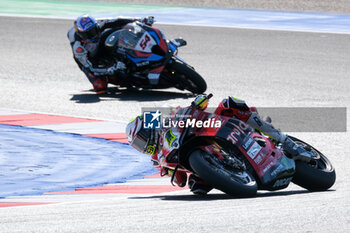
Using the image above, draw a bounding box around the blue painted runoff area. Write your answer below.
[0,124,156,198]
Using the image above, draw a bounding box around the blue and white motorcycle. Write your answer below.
[103,22,207,94]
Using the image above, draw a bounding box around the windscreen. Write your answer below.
[117,23,146,50]
[105,23,145,50]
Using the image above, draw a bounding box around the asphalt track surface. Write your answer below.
[0,16,350,232]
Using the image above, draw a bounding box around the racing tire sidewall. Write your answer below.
[289,136,336,191]
[188,149,257,197]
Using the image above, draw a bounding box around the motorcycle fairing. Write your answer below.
[147,27,168,53]
[127,53,163,63]
[168,42,177,53]
[134,31,157,53]
[147,66,165,85]
[201,117,295,190]
[240,133,295,190]
[106,22,167,65]
[191,109,227,136]
[162,107,295,190]
[104,22,200,89]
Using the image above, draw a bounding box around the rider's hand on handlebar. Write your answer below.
[107,62,126,75]
[142,16,154,26]
[116,61,126,70]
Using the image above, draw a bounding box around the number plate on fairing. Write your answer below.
[135,32,156,53]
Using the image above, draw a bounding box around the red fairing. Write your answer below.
[150,66,165,73]
[135,50,152,58]
[187,107,283,178]
[194,111,227,137]
[249,106,258,113]
[151,27,167,52]
[239,132,284,178]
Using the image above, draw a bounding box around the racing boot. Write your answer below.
[84,70,108,94]
[247,112,317,161]
[188,174,213,195]
[281,136,318,161]
[170,170,187,187]
[92,78,108,94]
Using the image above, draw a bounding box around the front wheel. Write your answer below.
[188,149,257,197]
[164,59,207,94]
[289,136,336,191]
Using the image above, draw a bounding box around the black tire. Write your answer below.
[188,149,257,197]
[167,59,207,94]
[289,136,336,191]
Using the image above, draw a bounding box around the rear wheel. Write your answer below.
[164,59,207,94]
[289,136,336,191]
[188,149,257,197]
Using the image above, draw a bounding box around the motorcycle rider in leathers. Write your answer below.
[126,95,312,195]
[67,14,154,94]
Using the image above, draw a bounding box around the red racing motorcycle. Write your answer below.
[158,94,336,197]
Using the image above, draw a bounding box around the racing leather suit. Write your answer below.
[67,16,152,93]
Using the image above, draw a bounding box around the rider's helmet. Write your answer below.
[126,116,156,155]
[74,14,100,42]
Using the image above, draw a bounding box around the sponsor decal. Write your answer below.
[254,155,263,164]
[145,145,155,155]
[80,17,94,30]
[263,160,275,174]
[247,141,262,159]
[226,121,248,145]
[136,61,150,67]
[272,177,292,188]
[242,137,254,150]
[237,110,250,116]
[108,35,115,43]
[117,47,126,55]
[270,164,284,177]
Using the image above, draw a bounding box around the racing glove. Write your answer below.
[142,16,155,26]
[106,62,126,75]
